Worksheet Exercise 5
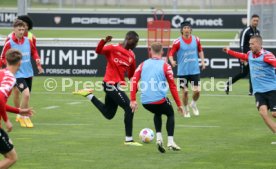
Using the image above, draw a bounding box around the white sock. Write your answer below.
[156,132,163,142]
[191,100,196,106]
[86,94,94,100]
[168,136,174,145]
[17,114,21,118]
[125,136,133,142]
[184,105,189,112]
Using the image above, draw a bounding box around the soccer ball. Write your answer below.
[139,128,154,143]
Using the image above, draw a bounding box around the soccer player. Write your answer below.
[168,21,206,118]
[0,19,42,128]
[225,14,260,95]
[223,35,276,133]
[73,32,141,146]
[4,15,43,127]
[0,49,33,169]
[130,42,184,153]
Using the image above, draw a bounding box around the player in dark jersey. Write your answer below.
[73,31,142,146]
[223,35,276,133]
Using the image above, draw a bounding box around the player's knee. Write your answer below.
[6,151,17,165]
[22,92,30,100]
[259,108,268,117]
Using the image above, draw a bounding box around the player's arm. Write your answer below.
[30,39,44,74]
[128,57,136,80]
[130,63,143,112]
[0,41,11,68]
[95,36,112,55]
[164,63,182,107]
[168,39,180,67]
[264,52,276,68]
[223,47,249,61]
[196,37,205,70]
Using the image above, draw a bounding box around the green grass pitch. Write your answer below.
[1,77,276,169]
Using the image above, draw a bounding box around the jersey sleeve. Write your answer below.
[163,63,181,107]
[130,63,144,101]
[226,49,249,61]
[6,104,19,114]
[95,39,113,55]
[264,52,276,68]
[30,39,40,61]
[168,39,180,57]
[196,36,203,52]
[0,41,11,67]
[128,55,136,80]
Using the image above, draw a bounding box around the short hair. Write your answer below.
[13,19,25,28]
[250,35,263,45]
[251,14,260,19]
[125,31,139,40]
[17,15,33,30]
[5,49,22,65]
[151,42,163,54]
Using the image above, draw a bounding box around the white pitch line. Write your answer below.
[66,102,82,105]
[177,125,220,128]
[42,106,60,110]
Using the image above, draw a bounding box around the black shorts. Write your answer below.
[16,77,33,92]
[178,74,200,88]
[0,128,14,154]
[255,90,276,111]
[142,98,174,116]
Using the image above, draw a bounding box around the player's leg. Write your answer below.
[13,87,21,122]
[21,78,33,128]
[160,99,180,151]
[256,92,276,133]
[179,77,190,117]
[0,129,17,169]
[190,74,200,116]
[143,104,165,153]
[15,78,28,127]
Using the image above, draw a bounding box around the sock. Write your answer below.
[184,105,189,112]
[86,94,94,100]
[125,136,133,142]
[191,100,196,106]
[156,132,163,142]
[17,114,21,118]
[168,136,174,145]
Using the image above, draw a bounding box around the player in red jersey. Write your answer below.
[169,21,205,118]
[0,49,33,169]
[73,31,142,146]
[1,19,42,128]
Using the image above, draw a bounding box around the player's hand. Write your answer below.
[104,36,112,43]
[201,63,206,70]
[5,120,12,132]
[223,47,230,53]
[19,107,34,116]
[130,101,138,113]
[177,106,185,116]
[171,60,177,67]
[37,66,44,74]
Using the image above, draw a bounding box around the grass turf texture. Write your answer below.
[1,77,276,169]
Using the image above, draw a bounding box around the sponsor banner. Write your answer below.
[0,12,246,29]
[2,46,275,78]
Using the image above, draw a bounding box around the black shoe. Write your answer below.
[248,92,253,96]
[156,140,166,153]
[225,86,229,95]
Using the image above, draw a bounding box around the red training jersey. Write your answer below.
[95,39,136,85]
[0,69,20,126]
[0,32,40,67]
[226,49,276,68]
[169,35,203,57]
